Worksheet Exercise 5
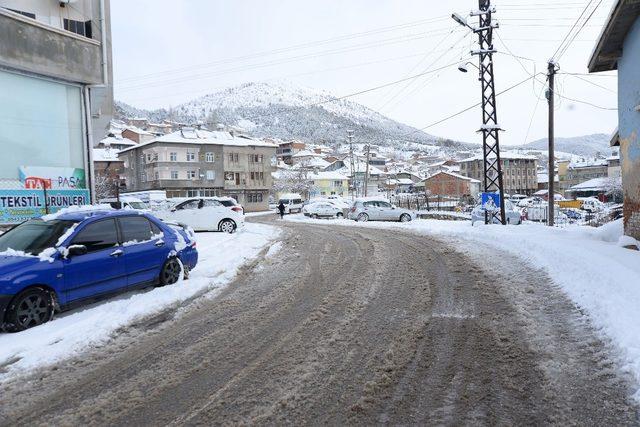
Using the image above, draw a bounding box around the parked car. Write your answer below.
[303,202,344,218]
[563,208,584,221]
[154,198,244,233]
[212,196,244,215]
[278,193,304,214]
[348,199,414,222]
[0,209,197,332]
[471,200,522,225]
[99,196,148,210]
[580,197,605,213]
[517,197,543,208]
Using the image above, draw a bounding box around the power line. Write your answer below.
[555,92,617,110]
[556,0,605,61]
[565,73,616,93]
[116,15,450,84]
[404,74,540,134]
[116,28,455,92]
[551,0,594,61]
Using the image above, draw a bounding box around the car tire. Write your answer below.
[159,258,182,286]
[4,287,54,332]
[311,214,318,219]
[218,219,236,233]
[336,212,344,219]
[357,213,369,222]
[400,213,411,222]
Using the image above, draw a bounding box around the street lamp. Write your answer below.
[457,61,479,73]
[451,12,474,30]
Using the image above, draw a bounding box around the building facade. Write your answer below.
[458,154,538,196]
[0,0,113,224]
[276,140,306,165]
[589,0,640,238]
[421,171,481,198]
[307,171,349,198]
[118,128,277,212]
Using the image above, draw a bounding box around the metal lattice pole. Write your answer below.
[473,0,506,224]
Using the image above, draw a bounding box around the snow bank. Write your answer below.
[285,215,640,399]
[0,223,280,378]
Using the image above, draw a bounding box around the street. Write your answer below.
[0,216,637,425]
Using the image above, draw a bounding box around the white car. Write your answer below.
[155,197,244,233]
[471,200,522,225]
[303,202,344,219]
[99,197,148,210]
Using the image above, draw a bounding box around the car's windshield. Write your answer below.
[127,201,148,209]
[279,199,290,205]
[0,219,78,254]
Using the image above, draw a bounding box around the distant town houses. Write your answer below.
[117,127,277,212]
[458,152,538,196]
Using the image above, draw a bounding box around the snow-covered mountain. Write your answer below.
[515,133,613,157]
[115,81,462,149]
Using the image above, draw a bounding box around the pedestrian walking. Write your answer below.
[278,201,286,219]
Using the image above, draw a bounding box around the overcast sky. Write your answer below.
[111,0,618,146]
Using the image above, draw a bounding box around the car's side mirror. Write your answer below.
[392,205,396,209]
[171,207,177,212]
[67,244,88,257]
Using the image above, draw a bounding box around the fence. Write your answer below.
[391,194,467,212]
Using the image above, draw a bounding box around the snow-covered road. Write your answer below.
[285,214,640,400]
[0,222,279,378]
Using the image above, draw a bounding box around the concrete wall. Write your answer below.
[0,8,102,84]
[617,17,640,239]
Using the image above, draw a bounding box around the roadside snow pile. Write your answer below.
[0,223,280,379]
[286,215,640,399]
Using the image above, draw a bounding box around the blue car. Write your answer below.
[0,209,198,332]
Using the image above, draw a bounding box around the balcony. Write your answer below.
[0,9,103,84]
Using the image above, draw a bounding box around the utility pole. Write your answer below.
[364,144,371,197]
[347,130,356,199]
[454,0,506,224]
[475,0,506,224]
[547,61,557,226]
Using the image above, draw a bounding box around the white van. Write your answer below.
[278,193,303,214]
[99,196,148,210]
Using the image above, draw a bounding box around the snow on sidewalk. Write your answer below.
[285,214,640,399]
[0,223,280,379]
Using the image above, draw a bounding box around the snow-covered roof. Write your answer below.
[569,158,608,169]
[100,136,137,147]
[570,176,620,191]
[458,151,537,162]
[307,171,349,181]
[291,157,331,169]
[291,150,324,158]
[119,129,277,153]
[124,126,153,135]
[424,171,481,183]
[93,148,123,162]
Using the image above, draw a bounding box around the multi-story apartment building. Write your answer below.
[559,158,609,193]
[0,0,113,224]
[118,128,277,212]
[458,153,538,196]
[277,140,306,165]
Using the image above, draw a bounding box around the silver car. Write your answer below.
[471,200,522,225]
[348,200,414,222]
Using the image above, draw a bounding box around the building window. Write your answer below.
[141,172,146,182]
[171,171,179,180]
[187,170,196,179]
[250,154,263,163]
[63,19,92,39]
[206,152,214,162]
[206,170,215,180]
[154,171,159,180]
[5,8,36,19]
[333,181,342,187]
[186,152,196,162]
[228,153,239,163]
[170,152,177,162]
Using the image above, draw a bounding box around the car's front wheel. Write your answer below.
[218,219,236,233]
[159,258,182,286]
[336,212,344,219]
[4,287,54,332]
[400,213,412,222]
